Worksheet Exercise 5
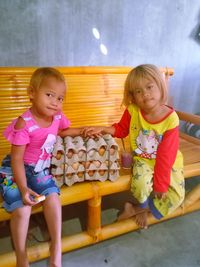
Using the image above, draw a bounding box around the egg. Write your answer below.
[77,171,84,178]
[85,161,91,169]
[67,149,74,159]
[98,147,106,156]
[88,170,95,177]
[88,149,95,157]
[98,170,105,176]
[78,150,85,158]
[72,162,79,170]
[105,160,109,167]
[110,147,115,155]
[66,173,73,179]
[56,151,62,160]
[93,160,101,168]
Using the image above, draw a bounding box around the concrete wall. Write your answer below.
[0,0,199,113]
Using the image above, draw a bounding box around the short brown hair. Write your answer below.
[123,64,168,107]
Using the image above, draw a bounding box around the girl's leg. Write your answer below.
[151,168,185,218]
[43,193,62,267]
[10,205,32,267]
[117,160,153,228]
[117,201,149,229]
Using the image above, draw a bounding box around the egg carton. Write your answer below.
[52,136,65,156]
[108,161,120,182]
[85,162,109,182]
[86,137,108,162]
[64,163,85,186]
[65,136,86,163]
[51,137,65,172]
[103,134,119,163]
[51,165,64,188]
[51,154,65,167]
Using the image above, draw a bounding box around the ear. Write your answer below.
[28,86,35,100]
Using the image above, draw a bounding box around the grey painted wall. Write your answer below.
[0,0,200,113]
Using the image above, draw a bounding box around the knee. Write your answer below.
[11,206,31,220]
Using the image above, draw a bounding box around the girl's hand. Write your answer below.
[21,187,40,206]
[153,191,167,200]
[81,127,104,138]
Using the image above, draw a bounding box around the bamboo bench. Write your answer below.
[0,66,199,267]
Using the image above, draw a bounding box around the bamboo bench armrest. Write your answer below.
[176,110,200,125]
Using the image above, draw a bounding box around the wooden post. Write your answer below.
[87,182,102,242]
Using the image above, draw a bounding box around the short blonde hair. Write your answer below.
[27,67,66,95]
[123,64,168,107]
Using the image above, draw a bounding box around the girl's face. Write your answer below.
[133,78,162,112]
[30,77,66,119]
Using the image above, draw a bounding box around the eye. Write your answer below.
[58,97,64,103]
[135,88,142,94]
[147,85,154,90]
[46,93,53,98]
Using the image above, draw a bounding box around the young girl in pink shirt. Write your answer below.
[0,67,83,267]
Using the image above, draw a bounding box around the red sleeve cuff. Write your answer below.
[113,109,131,138]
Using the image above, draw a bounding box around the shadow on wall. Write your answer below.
[190,9,200,45]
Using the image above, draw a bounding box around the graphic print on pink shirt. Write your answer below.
[34,134,56,172]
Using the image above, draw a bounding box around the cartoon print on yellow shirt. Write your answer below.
[135,129,162,159]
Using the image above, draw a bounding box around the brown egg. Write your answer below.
[105,160,109,167]
[66,173,73,179]
[98,147,106,156]
[110,147,115,155]
[72,162,79,170]
[78,150,85,158]
[110,170,115,175]
[67,149,74,159]
[77,171,84,178]
[85,161,91,169]
[98,170,105,176]
[88,170,95,177]
[56,151,62,160]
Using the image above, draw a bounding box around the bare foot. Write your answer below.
[135,210,148,229]
[117,202,136,221]
[117,202,149,229]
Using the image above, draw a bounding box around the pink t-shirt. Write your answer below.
[4,109,70,171]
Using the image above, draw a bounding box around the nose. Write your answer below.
[143,89,149,97]
[51,98,59,107]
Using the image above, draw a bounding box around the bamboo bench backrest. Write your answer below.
[0,66,173,163]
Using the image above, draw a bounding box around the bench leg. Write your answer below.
[87,184,102,242]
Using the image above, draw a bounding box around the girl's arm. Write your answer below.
[82,109,131,138]
[82,125,115,138]
[153,126,179,194]
[59,127,84,137]
[11,145,39,206]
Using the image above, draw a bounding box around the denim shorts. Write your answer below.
[0,155,60,212]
